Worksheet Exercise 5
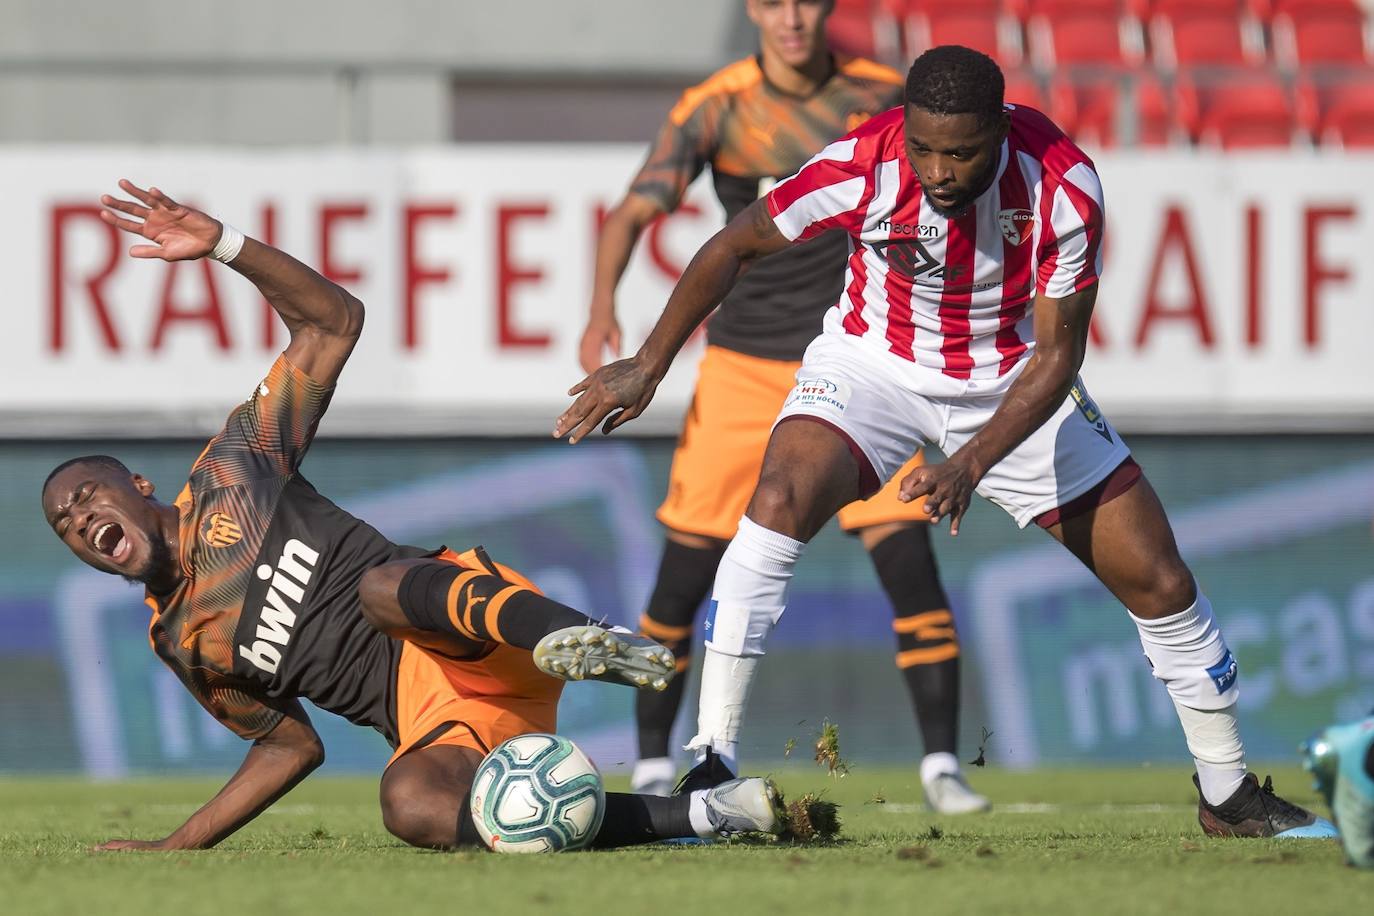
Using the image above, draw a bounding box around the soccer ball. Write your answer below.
[469,733,606,853]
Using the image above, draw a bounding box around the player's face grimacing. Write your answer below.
[42,461,171,584]
[903,106,1010,218]
[747,0,830,70]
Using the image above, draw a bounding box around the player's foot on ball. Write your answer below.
[532,625,675,690]
[1194,772,1338,838]
[1302,716,1374,867]
[701,777,784,837]
[674,747,736,795]
[923,771,991,815]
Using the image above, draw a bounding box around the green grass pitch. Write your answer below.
[2,765,1368,915]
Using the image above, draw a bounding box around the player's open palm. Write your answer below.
[99,179,220,261]
[555,357,659,444]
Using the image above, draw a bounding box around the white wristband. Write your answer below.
[210,223,246,263]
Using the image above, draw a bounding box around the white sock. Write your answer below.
[686,516,805,770]
[630,757,676,795]
[687,790,713,837]
[688,649,754,774]
[1130,589,1247,806]
[1177,704,1248,805]
[920,752,960,786]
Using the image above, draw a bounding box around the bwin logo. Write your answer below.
[239,539,319,675]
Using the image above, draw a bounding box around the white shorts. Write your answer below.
[774,333,1132,528]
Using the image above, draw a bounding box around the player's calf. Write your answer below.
[365,555,603,653]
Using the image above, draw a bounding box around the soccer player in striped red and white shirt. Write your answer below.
[557,46,1329,837]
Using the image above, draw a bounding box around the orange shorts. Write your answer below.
[656,345,932,540]
[386,548,563,768]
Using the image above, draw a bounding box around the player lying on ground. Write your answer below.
[556,46,1334,838]
[40,180,782,851]
[582,0,983,811]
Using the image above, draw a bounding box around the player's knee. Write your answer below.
[1131,561,1197,619]
[358,563,410,635]
[746,474,804,533]
[380,780,454,849]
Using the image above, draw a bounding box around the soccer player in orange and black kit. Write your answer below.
[40,180,785,852]
[580,0,986,811]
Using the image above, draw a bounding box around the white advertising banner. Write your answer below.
[2,147,1372,436]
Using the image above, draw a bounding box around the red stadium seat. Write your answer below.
[1027,11,1146,69]
[1050,71,1172,146]
[828,0,902,64]
[1272,10,1369,69]
[1018,0,1127,17]
[1151,10,1265,70]
[1176,71,1297,147]
[1004,69,1049,110]
[1255,0,1361,22]
[1299,75,1374,147]
[905,10,1024,67]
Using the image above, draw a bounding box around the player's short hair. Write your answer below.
[904,45,1005,130]
[42,455,131,495]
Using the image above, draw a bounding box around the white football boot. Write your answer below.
[533,624,676,690]
[923,771,992,814]
[701,777,785,836]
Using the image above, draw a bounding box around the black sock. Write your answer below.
[635,540,724,759]
[398,558,596,651]
[868,525,960,757]
[591,792,696,848]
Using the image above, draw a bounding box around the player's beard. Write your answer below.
[923,155,1001,219]
[123,529,175,588]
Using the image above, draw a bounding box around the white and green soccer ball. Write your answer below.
[469,733,606,853]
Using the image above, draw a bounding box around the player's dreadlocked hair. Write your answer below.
[904,45,1005,130]
[43,455,132,495]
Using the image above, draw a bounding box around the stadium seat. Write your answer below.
[1004,69,1049,110]
[1027,10,1146,69]
[1298,75,1374,147]
[1176,71,1298,147]
[905,10,1024,67]
[828,0,902,64]
[1049,71,1172,146]
[1272,9,1370,69]
[1151,10,1265,70]
[1255,0,1362,22]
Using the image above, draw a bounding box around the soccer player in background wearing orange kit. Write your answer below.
[581,0,987,812]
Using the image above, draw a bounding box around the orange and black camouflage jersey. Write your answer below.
[630,54,902,361]
[145,355,429,743]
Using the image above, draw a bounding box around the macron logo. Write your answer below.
[238,538,319,676]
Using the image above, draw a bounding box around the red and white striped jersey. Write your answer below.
[765,105,1104,391]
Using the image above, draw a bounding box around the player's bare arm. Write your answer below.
[899,283,1098,535]
[100,179,364,387]
[95,701,323,852]
[580,192,665,374]
[554,199,791,444]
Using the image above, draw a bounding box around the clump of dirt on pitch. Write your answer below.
[774,786,842,843]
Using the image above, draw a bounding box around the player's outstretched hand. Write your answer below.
[99,179,221,261]
[899,457,977,536]
[554,357,659,444]
[578,314,623,375]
